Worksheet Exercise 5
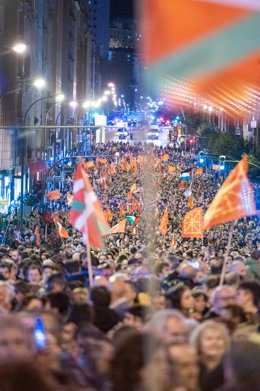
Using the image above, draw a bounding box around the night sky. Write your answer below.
[110,0,134,19]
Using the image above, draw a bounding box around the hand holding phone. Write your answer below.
[34,317,46,351]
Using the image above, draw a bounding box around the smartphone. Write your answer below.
[34,317,46,350]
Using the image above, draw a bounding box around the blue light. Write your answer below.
[220,164,225,170]
[176,116,180,120]
[199,158,204,164]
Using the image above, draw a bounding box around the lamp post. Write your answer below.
[20,86,61,228]
[0,43,28,125]
[44,94,65,160]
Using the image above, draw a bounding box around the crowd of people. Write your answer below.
[0,141,260,391]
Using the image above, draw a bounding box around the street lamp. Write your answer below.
[21,90,68,226]
[12,43,27,54]
[33,78,46,89]
[69,100,78,109]
[55,93,65,103]
[82,101,91,109]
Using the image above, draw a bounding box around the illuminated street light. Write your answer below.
[55,93,65,102]
[33,78,46,89]
[102,96,108,102]
[82,101,91,109]
[203,105,208,110]
[104,90,111,96]
[93,100,101,108]
[208,106,213,112]
[12,42,27,54]
[108,82,115,88]
[69,100,78,109]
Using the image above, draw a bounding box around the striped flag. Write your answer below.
[70,164,110,249]
[180,172,191,181]
[125,215,136,225]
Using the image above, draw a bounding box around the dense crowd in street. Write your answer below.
[0,141,260,391]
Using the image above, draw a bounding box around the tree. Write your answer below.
[208,133,249,160]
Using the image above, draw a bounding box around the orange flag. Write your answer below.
[182,207,203,238]
[97,158,107,165]
[86,161,95,168]
[161,154,169,161]
[159,208,169,235]
[105,206,113,223]
[34,225,40,246]
[204,156,257,231]
[130,183,137,193]
[46,189,60,200]
[187,195,194,209]
[195,167,203,176]
[119,205,126,218]
[110,219,127,234]
[168,165,176,172]
[54,218,69,239]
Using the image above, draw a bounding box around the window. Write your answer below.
[0,6,3,33]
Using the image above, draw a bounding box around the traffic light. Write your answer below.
[198,151,207,165]
[219,155,226,171]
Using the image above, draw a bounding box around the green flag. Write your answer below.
[125,215,136,225]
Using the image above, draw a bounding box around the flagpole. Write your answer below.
[45,224,48,242]
[85,229,94,287]
[220,223,234,286]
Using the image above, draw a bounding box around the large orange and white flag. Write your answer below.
[204,156,257,230]
[182,207,203,238]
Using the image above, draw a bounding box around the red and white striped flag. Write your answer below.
[69,164,110,249]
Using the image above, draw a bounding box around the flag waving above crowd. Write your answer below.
[204,156,257,230]
[70,163,110,249]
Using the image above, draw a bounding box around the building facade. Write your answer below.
[0,0,95,206]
